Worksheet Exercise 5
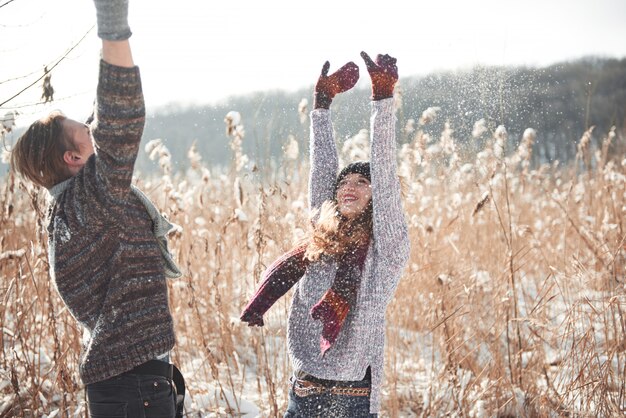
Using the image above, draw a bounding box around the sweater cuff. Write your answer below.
[98,59,142,97]
[310,108,331,118]
[371,96,394,109]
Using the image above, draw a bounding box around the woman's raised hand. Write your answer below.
[360,51,398,101]
[240,310,265,327]
[314,61,360,109]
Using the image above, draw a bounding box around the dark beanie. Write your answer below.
[335,161,371,192]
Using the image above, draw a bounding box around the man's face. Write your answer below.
[62,118,94,174]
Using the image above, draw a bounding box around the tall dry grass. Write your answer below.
[0,104,625,417]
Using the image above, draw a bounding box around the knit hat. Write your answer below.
[336,161,371,188]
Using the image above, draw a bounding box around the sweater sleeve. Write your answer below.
[241,245,309,325]
[90,60,145,200]
[370,98,410,300]
[308,109,338,211]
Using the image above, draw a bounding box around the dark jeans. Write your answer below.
[284,375,377,418]
[86,373,176,418]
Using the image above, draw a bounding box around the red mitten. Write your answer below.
[240,311,264,327]
[314,61,360,109]
[360,51,398,101]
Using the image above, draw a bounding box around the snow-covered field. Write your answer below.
[1,114,624,416]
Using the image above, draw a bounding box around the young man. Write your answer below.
[10,1,184,416]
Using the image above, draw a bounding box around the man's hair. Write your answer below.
[10,111,78,189]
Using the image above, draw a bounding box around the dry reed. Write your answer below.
[0,107,624,417]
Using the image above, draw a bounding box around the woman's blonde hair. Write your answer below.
[304,199,373,262]
[10,111,77,189]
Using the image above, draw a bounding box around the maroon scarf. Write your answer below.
[241,241,369,355]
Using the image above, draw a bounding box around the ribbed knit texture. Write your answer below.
[287,98,410,414]
[46,60,175,385]
[94,0,132,41]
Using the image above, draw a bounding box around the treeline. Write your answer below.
[137,56,625,175]
[3,57,625,177]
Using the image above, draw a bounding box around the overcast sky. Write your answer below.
[2,0,626,126]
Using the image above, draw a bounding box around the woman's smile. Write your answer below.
[336,173,372,218]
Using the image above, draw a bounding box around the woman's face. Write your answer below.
[336,173,372,219]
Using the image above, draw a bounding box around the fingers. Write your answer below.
[337,61,359,79]
[322,60,358,78]
[338,61,359,73]
[377,54,397,67]
[244,318,264,327]
[362,51,397,72]
[360,51,376,71]
[327,53,396,75]
[321,61,330,77]
[376,54,396,68]
[317,53,397,99]
[331,61,359,92]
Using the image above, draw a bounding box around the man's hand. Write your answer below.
[94,0,134,67]
[360,51,398,101]
[94,0,132,41]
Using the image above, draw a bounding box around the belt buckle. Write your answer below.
[294,378,325,397]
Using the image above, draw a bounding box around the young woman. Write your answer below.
[241,51,410,417]
[10,0,184,416]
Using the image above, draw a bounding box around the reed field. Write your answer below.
[0,102,625,417]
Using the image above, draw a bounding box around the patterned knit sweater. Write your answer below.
[46,60,175,385]
[287,98,410,414]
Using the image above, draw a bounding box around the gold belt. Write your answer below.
[292,378,371,397]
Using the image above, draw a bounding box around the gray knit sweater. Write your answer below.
[287,98,410,413]
[46,60,175,385]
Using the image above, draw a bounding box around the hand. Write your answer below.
[93,0,132,41]
[314,61,359,109]
[241,311,264,327]
[360,51,398,101]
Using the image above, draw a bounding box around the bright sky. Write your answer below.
[2,0,626,127]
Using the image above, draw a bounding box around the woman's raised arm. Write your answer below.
[362,51,410,297]
[308,61,359,210]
